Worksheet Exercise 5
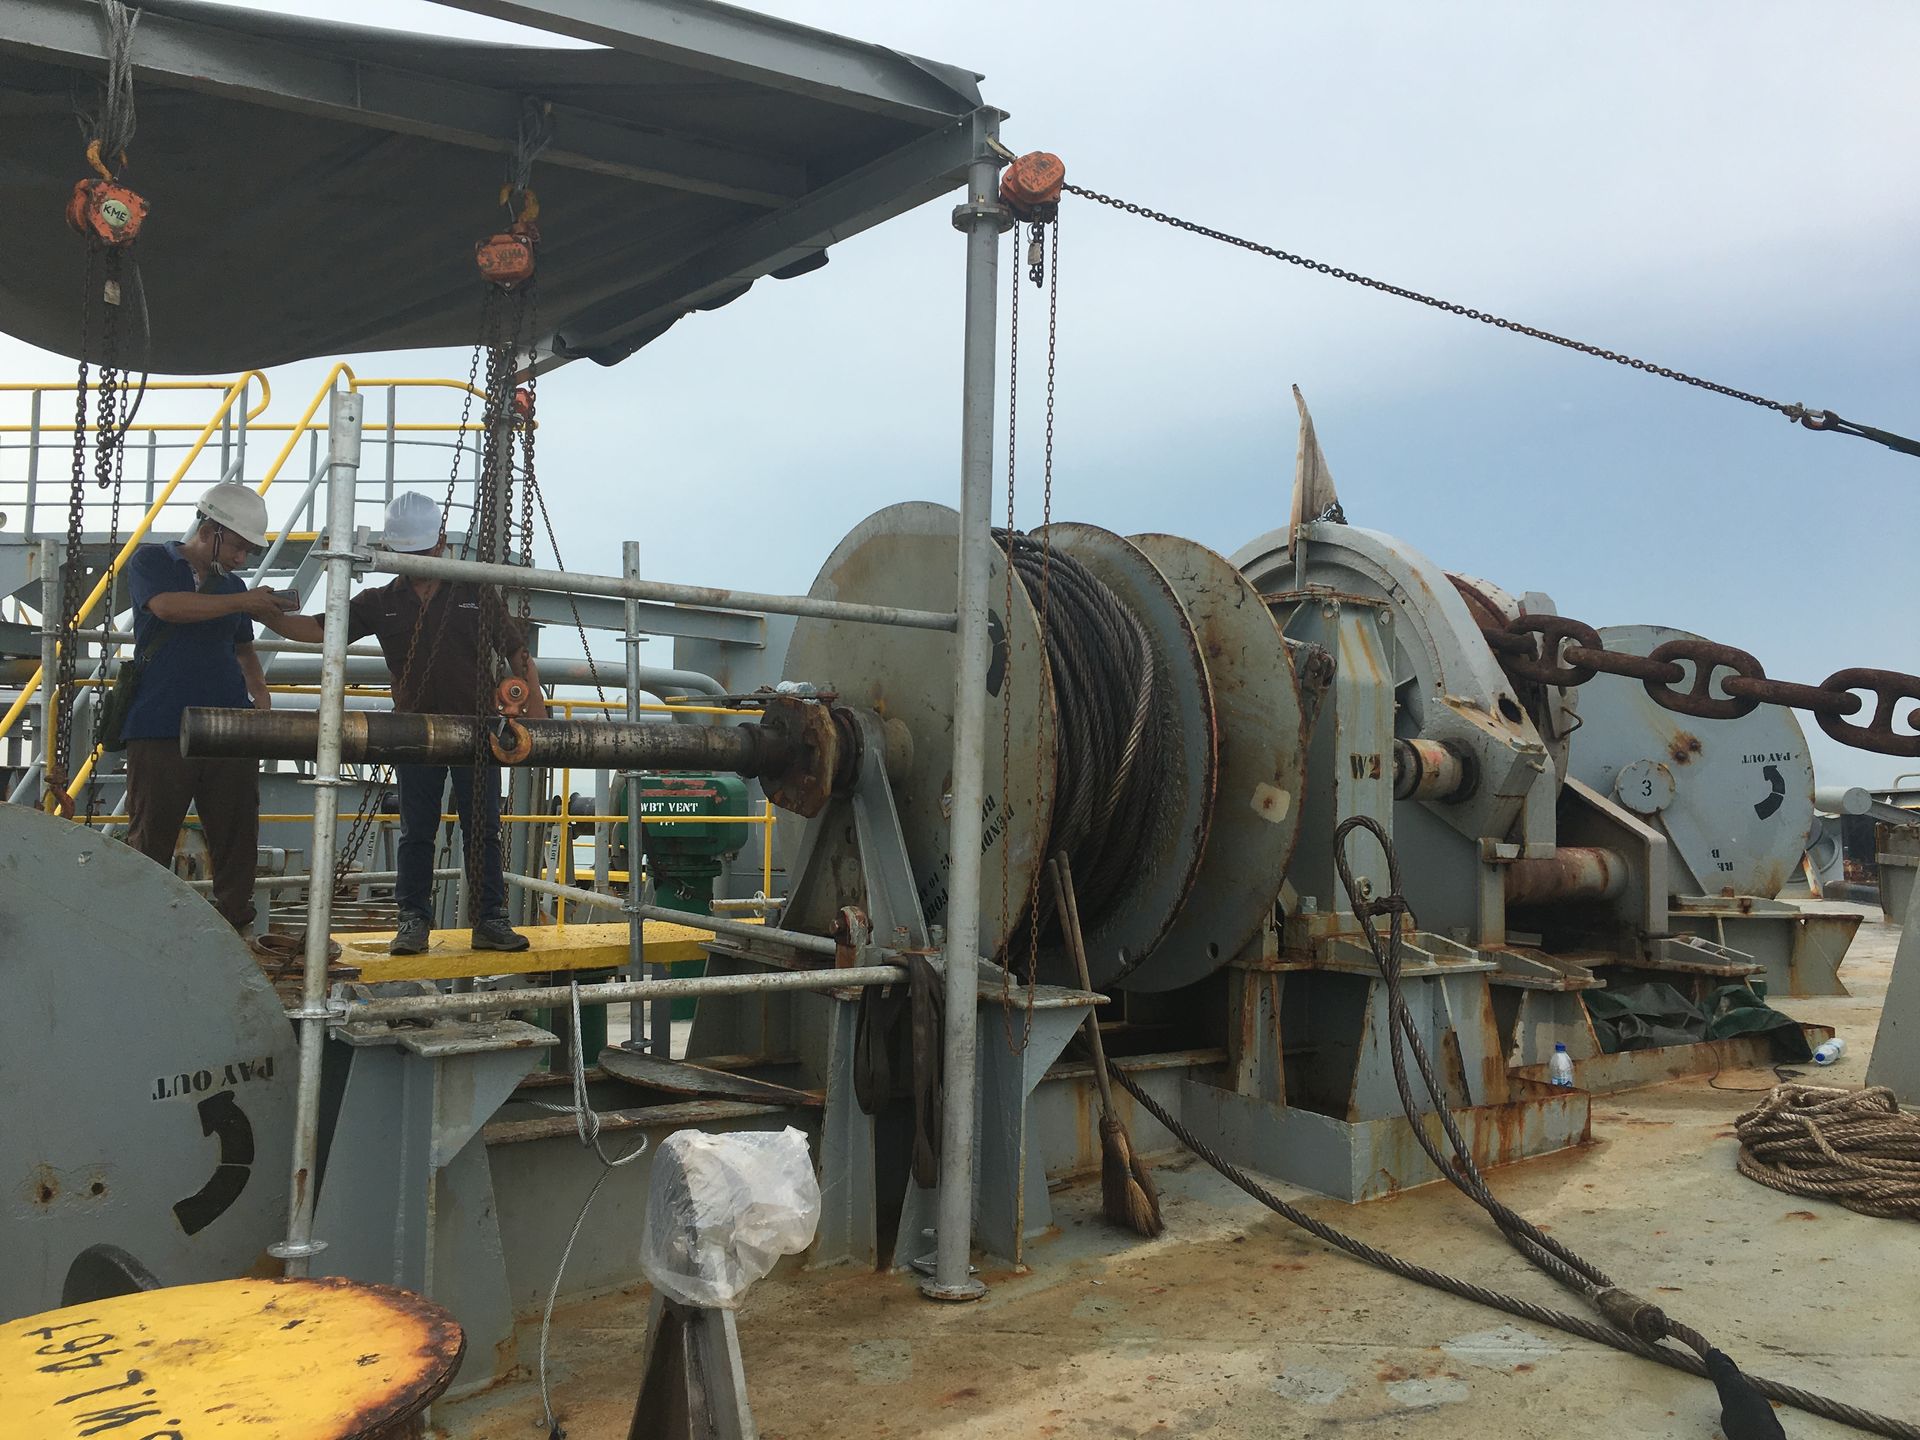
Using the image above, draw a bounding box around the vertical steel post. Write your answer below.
[925,120,1007,1302]
[36,538,60,807]
[622,540,661,1054]
[271,388,363,1275]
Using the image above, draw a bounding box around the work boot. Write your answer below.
[470,918,530,952]
[390,914,432,956]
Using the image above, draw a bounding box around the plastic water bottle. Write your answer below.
[1548,1042,1575,1088]
[1812,1037,1846,1067]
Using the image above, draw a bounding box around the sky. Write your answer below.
[4,0,1918,786]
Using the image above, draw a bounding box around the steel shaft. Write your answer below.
[180,707,795,775]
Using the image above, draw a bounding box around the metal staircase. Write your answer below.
[0,367,485,822]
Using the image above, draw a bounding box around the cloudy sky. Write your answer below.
[5,0,1917,786]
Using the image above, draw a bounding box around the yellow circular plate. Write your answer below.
[2,1277,464,1440]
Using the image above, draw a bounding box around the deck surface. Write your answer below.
[441,901,1913,1439]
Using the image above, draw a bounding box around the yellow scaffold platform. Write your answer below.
[1,1277,463,1440]
[333,918,741,983]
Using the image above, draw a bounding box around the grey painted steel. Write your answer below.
[367,547,956,632]
[433,0,981,125]
[338,962,908,1025]
[780,501,1054,965]
[1237,525,1561,943]
[630,1295,758,1439]
[1130,532,1305,989]
[312,1018,550,1392]
[1036,522,1218,990]
[1568,624,1816,899]
[1866,876,1920,1104]
[0,802,296,1318]
[276,388,362,1272]
[0,0,805,205]
[929,136,1004,1304]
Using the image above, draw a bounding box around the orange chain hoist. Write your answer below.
[475,186,540,288]
[65,142,148,250]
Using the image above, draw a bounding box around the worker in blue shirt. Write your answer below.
[122,482,298,933]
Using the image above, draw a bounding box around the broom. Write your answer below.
[1049,852,1164,1239]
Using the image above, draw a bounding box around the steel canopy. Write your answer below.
[0,0,993,371]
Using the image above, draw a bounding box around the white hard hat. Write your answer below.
[383,491,444,553]
[197,482,270,549]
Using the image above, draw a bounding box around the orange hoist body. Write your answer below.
[476,221,539,288]
[999,151,1066,222]
[66,179,148,248]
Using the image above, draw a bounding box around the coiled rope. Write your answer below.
[1736,1085,1920,1221]
[996,531,1170,938]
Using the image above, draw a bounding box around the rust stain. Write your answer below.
[1668,732,1702,765]
[1785,1210,1819,1221]
[28,1165,59,1206]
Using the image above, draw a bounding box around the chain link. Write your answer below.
[1483,616,1920,757]
[1064,183,1812,421]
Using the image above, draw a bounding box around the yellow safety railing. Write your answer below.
[2,367,492,806]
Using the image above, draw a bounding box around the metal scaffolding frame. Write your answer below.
[270,108,1009,1299]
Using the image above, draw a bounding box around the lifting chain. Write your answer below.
[1061,182,1920,461]
[1484,615,1920,757]
[51,91,146,816]
[995,163,1064,1051]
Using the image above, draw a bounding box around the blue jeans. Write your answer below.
[396,762,506,925]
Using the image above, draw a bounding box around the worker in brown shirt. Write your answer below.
[278,491,545,955]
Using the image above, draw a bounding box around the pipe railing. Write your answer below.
[365,547,958,633]
[338,963,908,1027]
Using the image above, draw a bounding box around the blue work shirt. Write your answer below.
[122,541,256,741]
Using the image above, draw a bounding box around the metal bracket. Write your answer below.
[284,998,348,1022]
[951,199,1014,234]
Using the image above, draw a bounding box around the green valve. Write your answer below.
[617,771,751,1019]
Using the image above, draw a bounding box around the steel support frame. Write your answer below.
[924,115,1007,1303]
[273,388,363,1273]
[428,0,983,128]
[0,0,805,207]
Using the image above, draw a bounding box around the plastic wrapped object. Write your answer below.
[640,1127,821,1310]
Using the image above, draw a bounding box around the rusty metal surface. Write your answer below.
[779,502,1055,962]
[1128,532,1304,990]
[1503,847,1629,906]
[1512,1026,1832,1097]
[1036,522,1216,988]
[181,707,793,776]
[1567,625,1814,899]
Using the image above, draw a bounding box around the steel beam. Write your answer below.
[0,0,804,207]
[426,0,982,126]
[546,113,993,365]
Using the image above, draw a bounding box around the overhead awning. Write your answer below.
[0,0,997,372]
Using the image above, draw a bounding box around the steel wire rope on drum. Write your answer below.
[995,531,1167,938]
[1734,1085,1920,1221]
